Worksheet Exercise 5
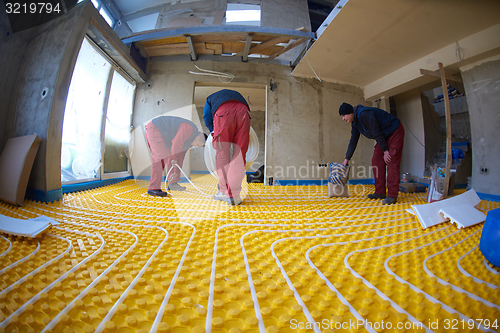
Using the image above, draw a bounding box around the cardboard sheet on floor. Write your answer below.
[0,134,42,206]
[0,214,56,237]
[411,189,482,229]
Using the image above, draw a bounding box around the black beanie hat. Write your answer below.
[339,102,354,115]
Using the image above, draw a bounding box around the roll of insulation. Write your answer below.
[204,127,259,179]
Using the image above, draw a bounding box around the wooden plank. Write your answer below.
[145,43,217,57]
[420,68,462,83]
[268,38,308,59]
[206,43,223,55]
[194,43,216,55]
[438,62,452,199]
[192,34,247,43]
[222,42,245,54]
[141,34,270,47]
[190,33,274,44]
[144,43,190,57]
[247,34,279,42]
[141,36,187,47]
[222,42,282,56]
[145,40,283,57]
[123,26,315,45]
[139,33,288,49]
[235,35,290,56]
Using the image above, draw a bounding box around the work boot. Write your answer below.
[168,182,186,191]
[367,193,386,200]
[382,196,397,205]
[147,189,168,197]
[213,191,227,201]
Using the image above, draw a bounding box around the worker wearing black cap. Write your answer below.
[339,102,405,204]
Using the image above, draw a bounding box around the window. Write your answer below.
[103,72,135,175]
[90,0,116,28]
[225,3,261,26]
[99,8,114,27]
[126,12,159,33]
[61,37,136,183]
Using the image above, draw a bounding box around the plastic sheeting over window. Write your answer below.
[61,37,111,183]
[225,3,261,26]
[104,71,135,174]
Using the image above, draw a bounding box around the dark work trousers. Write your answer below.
[372,123,405,199]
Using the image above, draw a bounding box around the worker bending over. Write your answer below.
[145,116,206,197]
[204,89,251,206]
[339,102,404,204]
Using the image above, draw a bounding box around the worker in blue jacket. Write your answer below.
[204,89,251,205]
[339,103,405,204]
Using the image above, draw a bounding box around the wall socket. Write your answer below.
[480,167,489,174]
[318,163,328,168]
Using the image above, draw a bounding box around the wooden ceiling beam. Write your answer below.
[141,36,187,47]
[269,38,308,59]
[123,26,314,45]
[235,35,290,57]
[144,43,217,57]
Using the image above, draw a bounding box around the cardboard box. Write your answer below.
[0,134,42,206]
[418,177,431,185]
[399,182,426,193]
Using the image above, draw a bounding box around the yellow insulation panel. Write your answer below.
[0,175,499,333]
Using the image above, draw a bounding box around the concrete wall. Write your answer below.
[461,56,500,195]
[393,89,426,178]
[0,3,94,199]
[132,60,370,184]
[246,109,266,172]
[261,0,311,62]
[0,2,127,200]
[0,3,32,153]
[156,0,227,29]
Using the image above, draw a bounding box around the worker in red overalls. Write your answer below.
[145,116,206,197]
[203,89,251,205]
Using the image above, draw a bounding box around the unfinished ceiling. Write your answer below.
[106,0,500,100]
[124,27,312,61]
[105,0,336,61]
[293,0,500,95]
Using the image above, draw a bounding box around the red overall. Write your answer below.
[145,122,192,190]
[372,123,405,198]
[212,100,251,198]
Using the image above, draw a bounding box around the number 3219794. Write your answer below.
[5,2,61,14]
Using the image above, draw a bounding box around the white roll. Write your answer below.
[204,127,259,179]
